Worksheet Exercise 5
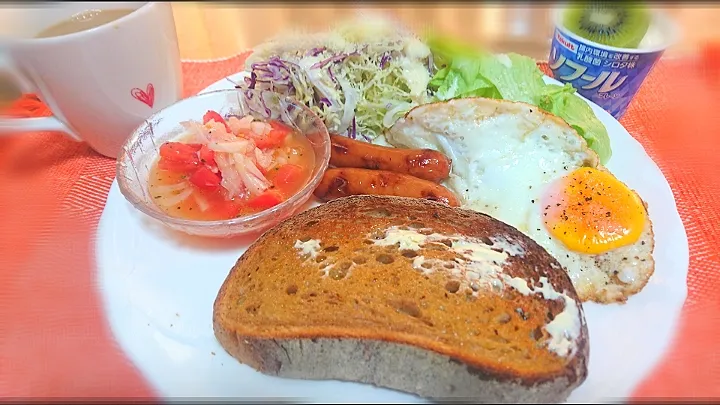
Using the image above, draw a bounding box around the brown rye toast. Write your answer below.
[213,195,590,403]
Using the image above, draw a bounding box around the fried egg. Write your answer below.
[386,97,654,304]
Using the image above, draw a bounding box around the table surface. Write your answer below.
[170,3,720,60]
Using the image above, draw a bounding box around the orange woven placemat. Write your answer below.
[0,54,718,399]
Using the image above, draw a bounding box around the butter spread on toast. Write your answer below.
[370,225,582,358]
[294,238,323,259]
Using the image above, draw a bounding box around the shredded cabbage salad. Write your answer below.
[239,19,612,163]
[241,20,433,140]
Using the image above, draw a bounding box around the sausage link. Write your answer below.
[314,168,459,207]
[329,134,451,183]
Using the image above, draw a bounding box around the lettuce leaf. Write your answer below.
[425,32,483,70]
[430,59,499,100]
[539,84,612,163]
[426,35,612,163]
[478,53,546,105]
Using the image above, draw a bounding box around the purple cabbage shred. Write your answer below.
[380,52,391,69]
[243,90,260,115]
[311,54,346,69]
[349,116,357,140]
[248,56,301,95]
[244,71,257,89]
[258,93,272,117]
[250,56,297,85]
[243,89,269,118]
[310,51,360,70]
[308,47,326,57]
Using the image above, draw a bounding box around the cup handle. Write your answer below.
[0,55,81,140]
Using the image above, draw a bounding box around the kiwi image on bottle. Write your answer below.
[562,1,652,49]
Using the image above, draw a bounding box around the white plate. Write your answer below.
[96,72,689,402]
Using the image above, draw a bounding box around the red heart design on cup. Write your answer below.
[130,83,155,108]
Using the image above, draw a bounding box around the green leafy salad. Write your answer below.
[242,19,612,163]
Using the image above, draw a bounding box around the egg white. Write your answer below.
[386,97,655,303]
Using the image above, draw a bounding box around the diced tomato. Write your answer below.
[158,157,198,172]
[254,120,292,149]
[189,165,222,190]
[157,142,201,173]
[216,199,242,219]
[184,143,204,150]
[272,164,304,193]
[159,142,201,163]
[198,145,217,168]
[247,189,284,211]
[203,110,232,133]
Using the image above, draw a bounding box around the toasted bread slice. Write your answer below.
[386,97,655,304]
[213,195,589,403]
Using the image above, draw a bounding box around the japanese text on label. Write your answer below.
[550,48,628,93]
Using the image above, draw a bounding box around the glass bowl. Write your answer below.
[116,88,331,238]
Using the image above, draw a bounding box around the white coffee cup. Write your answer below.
[0,2,183,158]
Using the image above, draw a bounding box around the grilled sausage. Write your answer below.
[314,168,460,207]
[329,134,451,183]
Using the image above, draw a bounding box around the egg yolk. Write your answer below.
[541,167,646,255]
